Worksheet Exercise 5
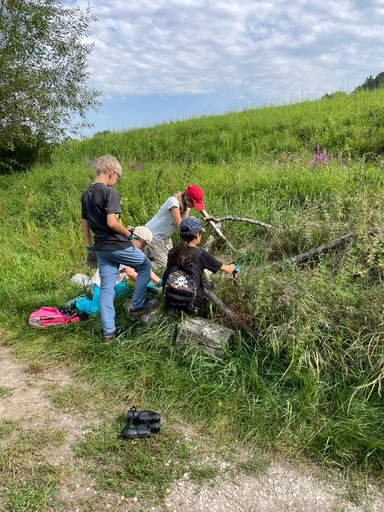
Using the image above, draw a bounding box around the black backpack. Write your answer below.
[162,258,201,312]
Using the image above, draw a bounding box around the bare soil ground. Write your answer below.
[1,343,383,512]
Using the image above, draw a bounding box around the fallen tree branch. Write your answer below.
[201,209,238,252]
[203,221,222,253]
[205,289,256,336]
[255,229,378,272]
[279,232,357,266]
[203,215,273,230]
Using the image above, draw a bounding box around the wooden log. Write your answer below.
[204,289,257,336]
[176,317,234,358]
[204,289,238,323]
[255,229,378,272]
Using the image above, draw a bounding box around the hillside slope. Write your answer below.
[1,91,384,483]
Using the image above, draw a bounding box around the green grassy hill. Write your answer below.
[1,90,384,482]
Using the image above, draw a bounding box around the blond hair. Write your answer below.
[173,191,189,215]
[95,155,122,177]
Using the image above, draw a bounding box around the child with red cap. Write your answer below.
[145,184,205,269]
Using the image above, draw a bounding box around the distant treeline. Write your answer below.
[354,72,384,92]
[323,71,384,99]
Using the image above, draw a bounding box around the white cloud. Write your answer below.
[73,0,384,101]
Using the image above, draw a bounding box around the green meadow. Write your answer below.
[2,89,384,483]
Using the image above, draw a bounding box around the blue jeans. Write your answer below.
[76,282,130,316]
[95,246,151,335]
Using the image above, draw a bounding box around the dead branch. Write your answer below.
[201,209,238,252]
[205,289,256,336]
[255,229,378,272]
[203,215,273,230]
[204,221,222,252]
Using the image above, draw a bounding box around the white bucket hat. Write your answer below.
[133,226,153,244]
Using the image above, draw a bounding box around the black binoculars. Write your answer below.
[121,406,161,440]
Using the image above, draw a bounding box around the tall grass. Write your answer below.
[1,91,384,479]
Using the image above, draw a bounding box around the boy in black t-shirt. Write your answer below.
[81,155,156,342]
[165,216,239,313]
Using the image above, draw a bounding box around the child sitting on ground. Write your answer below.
[76,227,161,316]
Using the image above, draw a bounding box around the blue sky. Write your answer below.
[68,0,384,136]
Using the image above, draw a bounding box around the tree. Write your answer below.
[354,72,384,93]
[0,0,100,171]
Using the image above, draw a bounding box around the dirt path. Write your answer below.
[1,344,383,512]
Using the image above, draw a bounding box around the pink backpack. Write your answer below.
[28,307,80,328]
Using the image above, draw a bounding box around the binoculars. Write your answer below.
[121,406,161,440]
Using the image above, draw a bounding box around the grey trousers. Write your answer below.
[144,237,173,269]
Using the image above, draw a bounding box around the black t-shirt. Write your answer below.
[81,183,133,251]
[167,246,223,308]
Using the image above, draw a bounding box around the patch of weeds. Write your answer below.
[0,426,67,472]
[26,360,45,374]
[19,427,66,450]
[189,462,219,484]
[0,386,14,398]
[0,419,18,441]
[1,466,65,512]
[47,384,107,415]
[0,426,69,511]
[235,455,271,476]
[73,415,194,501]
[331,468,376,507]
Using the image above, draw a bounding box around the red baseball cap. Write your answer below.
[185,184,205,211]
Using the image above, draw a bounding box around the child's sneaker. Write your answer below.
[129,300,157,321]
[101,328,121,344]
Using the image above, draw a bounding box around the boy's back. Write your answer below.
[81,182,132,251]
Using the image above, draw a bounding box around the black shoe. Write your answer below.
[101,328,120,344]
[129,300,157,321]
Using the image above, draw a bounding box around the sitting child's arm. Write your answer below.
[122,266,160,285]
